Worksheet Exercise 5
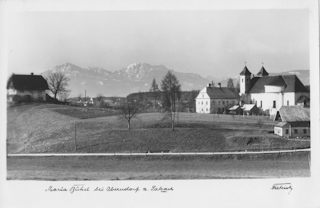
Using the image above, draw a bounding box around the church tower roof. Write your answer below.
[239,65,252,76]
[257,66,269,77]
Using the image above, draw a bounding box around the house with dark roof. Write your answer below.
[239,65,310,118]
[241,104,260,115]
[196,83,238,114]
[274,106,310,138]
[7,73,49,103]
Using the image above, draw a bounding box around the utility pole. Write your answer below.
[74,121,77,151]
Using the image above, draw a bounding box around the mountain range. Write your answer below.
[41,63,309,97]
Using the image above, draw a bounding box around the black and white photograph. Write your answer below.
[1,0,319,207]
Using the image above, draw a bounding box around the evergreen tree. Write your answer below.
[149,78,159,111]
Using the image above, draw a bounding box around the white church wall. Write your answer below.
[264,85,285,93]
[251,92,283,111]
[283,92,296,106]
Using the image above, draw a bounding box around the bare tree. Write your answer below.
[161,71,181,131]
[47,72,70,99]
[118,101,141,129]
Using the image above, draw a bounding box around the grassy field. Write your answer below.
[7,152,310,180]
[7,103,310,154]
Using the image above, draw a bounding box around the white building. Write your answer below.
[7,73,49,103]
[196,83,238,114]
[239,65,310,117]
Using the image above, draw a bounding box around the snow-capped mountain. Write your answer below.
[42,63,210,97]
[42,63,309,97]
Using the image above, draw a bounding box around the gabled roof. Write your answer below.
[289,121,310,127]
[241,104,256,111]
[282,75,309,93]
[257,66,269,77]
[275,121,310,128]
[229,105,240,111]
[248,75,309,93]
[7,74,49,91]
[205,87,238,99]
[275,122,289,128]
[239,66,252,76]
[279,106,310,122]
[296,95,310,103]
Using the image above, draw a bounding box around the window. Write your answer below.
[273,100,276,108]
[212,101,215,105]
[294,129,298,134]
[260,101,262,108]
[303,129,307,134]
[226,101,228,104]
[202,94,204,98]
[206,108,208,111]
[201,101,203,105]
[285,129,289,134]
[206,101,208,105]
[287,100,289,106]
[222,101,225,105]
[218,101,220,105]
[242,78,244,83]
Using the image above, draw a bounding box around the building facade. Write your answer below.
[7,73,49,103]
[239,65,310,117]
[274,105,310,138]
[196,83,238,114]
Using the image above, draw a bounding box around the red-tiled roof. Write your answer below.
[7,74,49,91]
[206,87,238,99]
[239,66,252,75]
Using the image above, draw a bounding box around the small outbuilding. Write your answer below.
[229,105,242,115]
[274,121,310,138]
[274,106,310,138]
[241,104,260,115]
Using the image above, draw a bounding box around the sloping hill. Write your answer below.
[7,104,77,153]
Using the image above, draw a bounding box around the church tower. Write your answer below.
[256,64,269,77]
[239,65,252,95]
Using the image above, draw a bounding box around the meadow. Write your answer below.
[7,103,310,154]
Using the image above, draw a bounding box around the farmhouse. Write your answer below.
[196,83,238,114]
[274,106,310,138]
[7,73,49,103]
[239,65,310,117]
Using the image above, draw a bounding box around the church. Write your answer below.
[239,65,310,117]
[195,65,310,116]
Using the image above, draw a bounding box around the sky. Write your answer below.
[7,9,309,78]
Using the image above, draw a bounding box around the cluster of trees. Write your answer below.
[118,71,182,130]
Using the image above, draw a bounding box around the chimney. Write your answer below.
[218,83,221,88]
[207,83,212,88]
[31,73,34,75]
